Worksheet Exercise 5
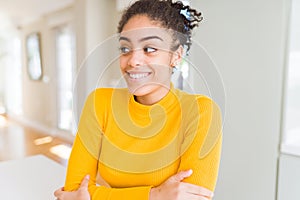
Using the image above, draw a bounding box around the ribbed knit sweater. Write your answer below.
[64,86,222,199]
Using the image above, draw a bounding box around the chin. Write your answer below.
[127,84,157,96]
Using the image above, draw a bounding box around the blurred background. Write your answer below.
[0,0,299,199]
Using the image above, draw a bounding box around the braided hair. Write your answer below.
[118,0,203,53]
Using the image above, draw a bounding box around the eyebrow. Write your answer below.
[119,36,164,42]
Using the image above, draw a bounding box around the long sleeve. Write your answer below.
[64,135,152,199]
[64,88,222,199]
[64,90,152,199]
[177,96,222,191]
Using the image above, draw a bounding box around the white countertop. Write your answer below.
[0,155,66,200]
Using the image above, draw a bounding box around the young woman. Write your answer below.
[55,0,222,199]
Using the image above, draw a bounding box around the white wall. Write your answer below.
[84,0,121,94]
[9,0,121,137]
[16,6,75,139]
[21,19,57,131]
[73,0,121,123]
[190,0,288,199]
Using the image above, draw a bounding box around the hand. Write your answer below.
[54,175,91,200]
[149,170,213,200]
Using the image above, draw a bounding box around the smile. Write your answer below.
[127,72,151,79]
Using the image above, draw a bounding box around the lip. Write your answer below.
[126,71,152,80]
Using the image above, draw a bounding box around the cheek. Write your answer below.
[119,57,128,73]
[152,64,172,80]
[155,56,172,71]
[160,52,173,66]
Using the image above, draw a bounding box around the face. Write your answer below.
[119,15,182,105]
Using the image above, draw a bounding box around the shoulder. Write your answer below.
[88,88,129,102]
[83,88,129,111]
[83,88,129,117]
[175,89,220,111]
[174,89,222,125]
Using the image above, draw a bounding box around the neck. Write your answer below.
[135,83,171,105]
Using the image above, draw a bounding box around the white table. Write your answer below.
[0,155,66,200]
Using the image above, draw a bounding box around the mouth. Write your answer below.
[126,72,152,80]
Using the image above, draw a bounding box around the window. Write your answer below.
[171,59,190,90]
[55,25,76,132]
[0,35,22,115]
[171,0,191,91]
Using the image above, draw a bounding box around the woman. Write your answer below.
[55,0,222,199]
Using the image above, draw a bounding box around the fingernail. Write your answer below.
[86,175,90,180]
[188,169,193,175]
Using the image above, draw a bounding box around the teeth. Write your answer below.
[128,73,149,79]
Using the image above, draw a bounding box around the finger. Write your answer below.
[197,196,210,200]
[171,169,193,182]
[181,182,214,197]
[54,187,64,197]
[79,175,90,189]
[180,192,210,200]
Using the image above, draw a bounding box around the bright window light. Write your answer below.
[50,144,72,160]
[0,115,7,127]
[33,136,53,145]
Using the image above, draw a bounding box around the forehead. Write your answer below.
[122,15,162,31]
[120,15,173,44]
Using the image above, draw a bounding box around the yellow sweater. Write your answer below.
[64,86,222,199]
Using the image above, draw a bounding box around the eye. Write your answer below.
[119,46,131,55]
[143,47,157,53]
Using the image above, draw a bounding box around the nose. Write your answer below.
[127,49,144,68]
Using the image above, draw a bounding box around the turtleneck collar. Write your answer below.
[129,84,179,115]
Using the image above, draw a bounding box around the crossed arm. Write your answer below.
[54,96,222,200]
[54,130,221,200]
[55,168,214,200]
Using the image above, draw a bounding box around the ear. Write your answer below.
[171,45,184,67]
